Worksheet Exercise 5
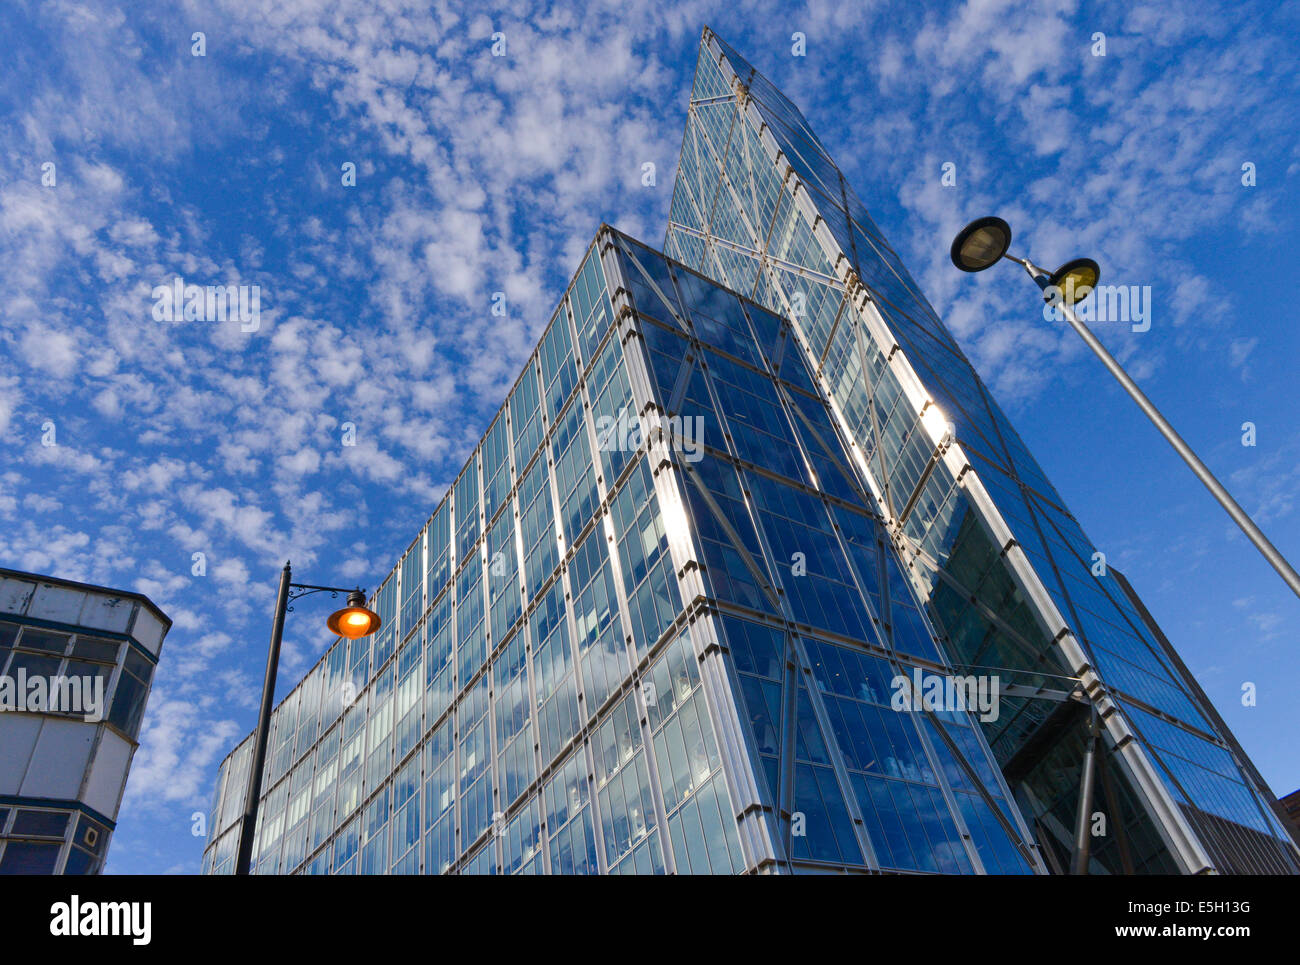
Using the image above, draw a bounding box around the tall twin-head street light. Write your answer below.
[235,562,382,876]
[950,216,1300,602]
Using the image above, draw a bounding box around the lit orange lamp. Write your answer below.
[326,590,382,639]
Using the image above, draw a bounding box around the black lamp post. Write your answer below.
[949,215,1300,602]
[235,560,381,876]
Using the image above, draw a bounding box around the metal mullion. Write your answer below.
[710,100,770,280]
[698,97,734,232]
[502,382,544,876]
[601,228,775,873]
[878,549,1052,865]
[907,699,1035,874]
[581,725,610,874]
[686,115,714,237]
[598,234,684,874]
[737,105,763,248]
[630,624,679,872]
[775,634,799,870]
[575,317,644,723]
[544,294,610,875]
[687,325,879,871]
[783,635,881,871]
[857,323,895,519]
[777,380,873,512]
[829,419,1000,873]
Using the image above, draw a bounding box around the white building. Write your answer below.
[0,568,169,874]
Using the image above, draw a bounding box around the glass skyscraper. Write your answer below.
[201,29,1299,875]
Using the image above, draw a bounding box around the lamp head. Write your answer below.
[1048,258,1101,306]
[950,216,1012,272]
[327,590,381,639]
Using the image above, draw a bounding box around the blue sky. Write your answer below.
[1,0,1297,874]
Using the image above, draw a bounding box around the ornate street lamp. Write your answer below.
[235,561,380,875]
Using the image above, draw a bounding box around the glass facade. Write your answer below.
[203,226,1046,874]
[202,30,1297,875]
[662,28,1299,874]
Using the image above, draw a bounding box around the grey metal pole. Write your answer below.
[236,560,292,876]
[1022,260,1300,602]
[1071,709,1100,875]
